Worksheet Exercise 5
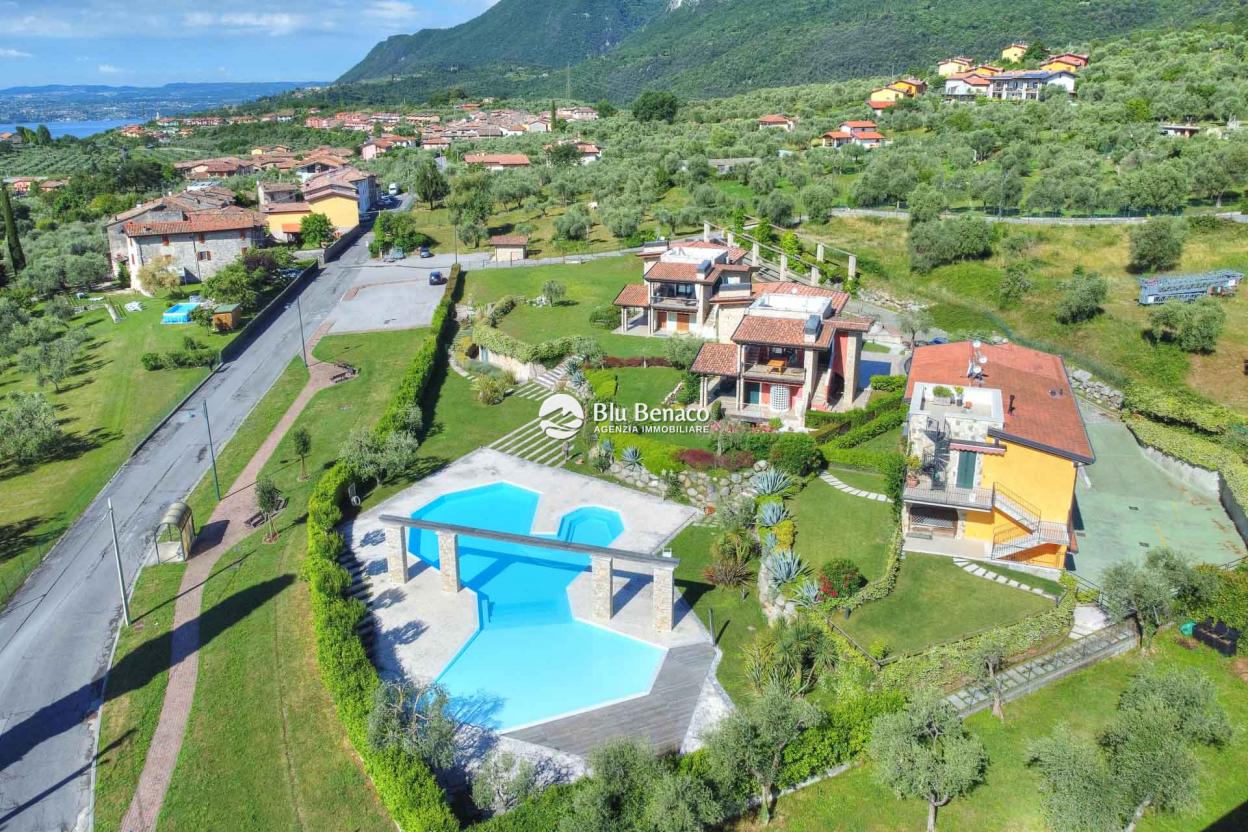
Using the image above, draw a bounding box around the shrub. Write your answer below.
[751,468,794,496]
[1122,385,1242,435]
[588,304,618,329]
[1128,216,1186,273]
[823,408,906,449]
[1147,297,1226,353]
[599,430,684,474]
[819,558,866,600]
[769,433,822,476]
[584,368,618,400]
[870,374,906,392]
[1055,269,1109,324]
[1184,565,1248,631]
[677,448,716,470]
[908,216,993,273]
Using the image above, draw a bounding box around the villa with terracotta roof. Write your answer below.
[757,114,797,131]
[121,207,265,292]
[105,187,239,280]
[260,166,379,241]
[1041,53,1090,73]
[937,56,975,77]
[462,153,532,171]
[902,341,1095,570]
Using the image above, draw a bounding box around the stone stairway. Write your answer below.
[488,412,581,467]
[533,356,580,390]
[951,558,1059,600]
[945,620,1138,717]
[511,382,553,401]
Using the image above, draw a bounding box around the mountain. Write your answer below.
[337,0,668,84]
[337,0,1244,101]
[0,82,324,122]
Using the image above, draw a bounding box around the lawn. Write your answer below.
[97,328,427,831]
[0,295,240,607]
[803,215,1248,409]
[823,465,889,494]
[759,632,1248,832]
[790,478,896,582]
[464,257,669,358]
[406,202,634,262]
[977,561,1066,597]
[672,524,769,702]
[837,553,1052,657]
[92,562,187,832]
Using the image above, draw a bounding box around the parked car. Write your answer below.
[419,245,432,258]
[428,271,447,285]
[383,248,406,262]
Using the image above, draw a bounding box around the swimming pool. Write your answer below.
[161,302,199,324]
[409,483,664,730]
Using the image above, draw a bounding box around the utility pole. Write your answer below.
[203,400,221,500]
[108,499,130,626]
[295,293,308,368]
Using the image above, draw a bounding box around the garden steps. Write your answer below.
[818,471,890,502]
[487,415,578,468]
[950,558,1059,601]
[511,382,552,400]
[944,620,1138,717]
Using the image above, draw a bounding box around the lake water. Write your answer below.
[0,120,136,139]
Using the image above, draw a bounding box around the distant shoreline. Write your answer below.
[0,119,135,139]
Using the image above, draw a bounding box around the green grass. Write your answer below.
[613,365,684,409]
[762,632,1248,832]
[92,562,187,832]
[791,478,895,582]
[0,296,241,607]
[98,328,426,831]
[672,525,768,702]
[464,257,668,358]
[855,427,902,455]
[837,554,1051,657]
[823,466,889,494]
[862,341,892,353]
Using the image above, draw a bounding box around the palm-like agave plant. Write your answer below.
[762,548,807,591]
[756,500,790,528]
[598,437,615,462]
[751,468,794,497]
[792,578,822,609]
[567,367,587,389]
[703,554,754,600]
[621,446,643,470]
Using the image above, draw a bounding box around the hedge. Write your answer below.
[1124,415,1248,517]
[1185,564,1248,631]
[807,390,904,437]
[472,784,580,830]
[869,374,906,392]
[470,324,580,366]
[585,368,618,400]
[301,266,463,831]
[826,526,904,613]
[1122,384,1243,435]
[778,688,904,788]
[878,575,1076,691]
[822,407,907,450]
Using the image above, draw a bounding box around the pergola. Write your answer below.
[154,501,196,563]
[377,514,682,632]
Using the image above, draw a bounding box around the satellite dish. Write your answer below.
[979,355,988,365]
[972,340,982,349]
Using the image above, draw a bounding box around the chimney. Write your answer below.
[803,314,821,344]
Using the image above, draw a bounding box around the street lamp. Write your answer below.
[295,293,308,368]
[203,400,221,501]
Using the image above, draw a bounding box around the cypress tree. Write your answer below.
[1,183,24,275]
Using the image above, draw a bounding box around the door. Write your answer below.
[655,310,667,331]
[676,313,690,333]
[745,382,762,405]
[955,451,977,489]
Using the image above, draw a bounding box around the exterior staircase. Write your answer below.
[992,521,1070,560]
[533,356,580,390]
[992,483,1041,532]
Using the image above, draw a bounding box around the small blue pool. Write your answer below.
[161,302,199,324]
[410,483,663,730]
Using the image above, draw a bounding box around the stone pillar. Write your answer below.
[810,265,821,286]
[751,242,760,266]
[437,530,460,594]
[779,253,788,280]
[620,307,627,332]
[727,231,736,248]
[816,242,825,262]
[847,254,857,283]
[840,332,861,409]
[700,376,709,408]
[702,221,711,242]
[386,524,408,584]
[653,566,675,633]
[591,555,613,621]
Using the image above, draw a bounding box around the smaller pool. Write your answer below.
[162,302,198,324]
[556,506,625,543]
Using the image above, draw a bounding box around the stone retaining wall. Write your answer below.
[607,459,770,506]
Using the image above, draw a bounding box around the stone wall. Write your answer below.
[1068,369,1124,411]
[607,459,771,507]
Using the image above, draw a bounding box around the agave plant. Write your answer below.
[762,548,807,592]
[597,437,615,462]
[756,500,790,528]
[621,445,643,470]
[567,367,587,389]
[751,468,794,497]
[792,578,823,610]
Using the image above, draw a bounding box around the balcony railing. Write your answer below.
[743,362,806,381]
[650,294,698,310]
[903,473,993,510]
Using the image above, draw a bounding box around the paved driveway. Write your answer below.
[329,260,450,335]
[1071,416,1246,583]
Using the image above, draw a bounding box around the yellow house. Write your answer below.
[938,57,973,77]
[889,78,927,96]
[1001,42,1028,63]
[869,86,907,104]
[901,342,1094,571]
[1041,54,1089,73]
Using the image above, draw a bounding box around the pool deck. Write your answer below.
[342,449,728,763]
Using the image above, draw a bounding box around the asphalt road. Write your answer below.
[0,230,374,831]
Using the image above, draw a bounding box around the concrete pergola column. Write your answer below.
[751,242,760,266]
[702,222,711,242]
[779,253,788,280]
[847,254,857,282]
[437,530,461,594]
[840,332,861,409]
[727,230,736,248]
[810,265,821,286]
[816,242,826,262]
[591,555,613,621]
[620,307,628,332]
[699,376,709,408]
[386,524,409,584]
[653,566,675,633]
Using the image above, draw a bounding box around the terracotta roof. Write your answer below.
[842,120,877,128]
[867,101,896,110]
[490,235,528,246]
[645,262,705,283]
[822,130,852,139]
[612,283,650,308]
[463,153,530,166]
[856,131,885,140]
[691,343,740,377]
[731,315,836,349]
[124,213,263,236]
[757,114,793,124]
[262,202,312,214]
[905,342,1093,463]
[281,223,302,233]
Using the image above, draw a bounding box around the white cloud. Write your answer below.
[98,63,124,74]
[183,11,320,35]
[364,0,420,22]
[0,47,32,58]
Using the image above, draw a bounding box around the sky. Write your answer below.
[0,0,498,87]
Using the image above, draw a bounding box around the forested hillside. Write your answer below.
[338,0,667,84]
[336,0,1246,101]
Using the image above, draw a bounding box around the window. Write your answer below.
[161,235,170,246]
[197,251,212,261]
[770,385,791,412]
[198,233,206,244]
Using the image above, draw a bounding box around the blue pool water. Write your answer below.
[410,483,663,730]
[161,302,199,324]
